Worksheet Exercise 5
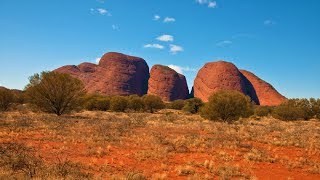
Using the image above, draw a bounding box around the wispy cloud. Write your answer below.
[264,19,276,26]
[217,40,232,47]
[112,24,119,30]
[169,44,184,54]
[153,15,161,21]
[144,44,164,49]
[95,58,101,64]
[90,8,111,16]
[196,0,217,8]
[157,35,174,42]
[168,65,196,74]
[208,1,217,8]
[163,17,176,23]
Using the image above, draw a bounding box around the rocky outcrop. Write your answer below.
[193,61,260,104]
[240,70,286,106]
[55,52,149,96]
[148,65,189,101]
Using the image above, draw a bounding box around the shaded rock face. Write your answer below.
[148,65,189,101]
[55,52,149,96]
[240,70,287,106]
[193,61,260,104]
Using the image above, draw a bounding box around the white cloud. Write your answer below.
[157,34,174,42]
[154,15,161,21]
[112,24,119,30]
[143,44,164,49]
[196,0,217,8]
[169,44,184,54]
[167,65,196,74]
[264,19,276,26]
[90,8,111,16]
[217,40,232,47]
[196,0,208,4]
[208,1,217,8]
[163,17,176,23]
[95,58,101,63]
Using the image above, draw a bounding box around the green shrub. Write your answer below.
[200,90,254,122]
[182,98,203,114]
[127,95,145,112]
[254,106,273,117]
[166,100,186,110]
[25,71,85,116]
[110,96,128,112]
[142,95,164,113]
[0,88,15,111]
[83,94,110,111]
[273,99,314,121]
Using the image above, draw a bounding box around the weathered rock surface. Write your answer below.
[193,61,260,104]
[148,65,189,101]
[55,52,149,96]
[240,70,287,106]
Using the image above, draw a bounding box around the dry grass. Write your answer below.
[0,109,319,179]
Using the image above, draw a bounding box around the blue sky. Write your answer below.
[0,0,319,98]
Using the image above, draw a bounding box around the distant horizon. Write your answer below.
[1,0,319,98]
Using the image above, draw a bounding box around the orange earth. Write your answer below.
[0,110,319,179]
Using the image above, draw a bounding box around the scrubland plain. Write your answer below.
[0,109,319,179]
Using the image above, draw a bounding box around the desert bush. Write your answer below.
[0,88,14,111]
[310,98,320,119]
[182,98,203,114]
[142,95,165,113]
[127,95,145,111]
[166,100,186,110]
[200,90,253,122]
[25,71,85,116]
[254,106,273,117]
[273,99,314,120]
[83,94,110,111]
[110,96,128,112]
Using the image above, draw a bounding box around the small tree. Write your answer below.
[182,98,203,114]
[110,96,128,112]
[25,71,85,116]
[142,95,164,113]
[127,95,145,112]
[0,88,14,111]
[200,90,253,122]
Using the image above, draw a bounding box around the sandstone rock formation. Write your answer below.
[193,61,260,104]
[55,52,149,96]
[240,70,287,106]
[148,65,189,101]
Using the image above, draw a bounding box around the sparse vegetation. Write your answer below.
[200,90,254,122]
[25,71,85,116]
[0,110,319,179]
